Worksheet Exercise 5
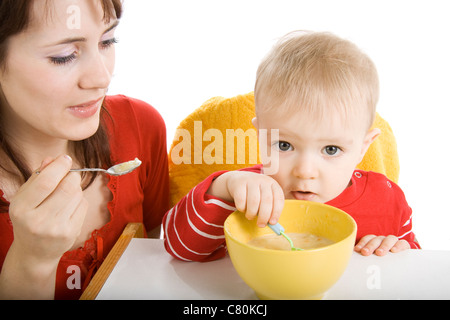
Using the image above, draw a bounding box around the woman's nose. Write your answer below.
[78,51,114,90]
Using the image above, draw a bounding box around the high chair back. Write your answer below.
[168,92,399,207]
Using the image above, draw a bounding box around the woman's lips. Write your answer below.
[291,191,317,201]
[68,97,103,119]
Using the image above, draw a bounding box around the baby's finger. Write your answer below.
[256,184,274,227]
[245,183,261,221]
[354,234,378,256]
[375,235,398,256]
[269,183,284,225]
[354,234,376,251]
[390,239,410,253]
[232,184,247,213]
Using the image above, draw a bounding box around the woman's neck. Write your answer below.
[8,136,72,172]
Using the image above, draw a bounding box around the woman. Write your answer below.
[0,0,169,299]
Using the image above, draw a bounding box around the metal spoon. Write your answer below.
[268,223,304,251]
[70,158,142,176]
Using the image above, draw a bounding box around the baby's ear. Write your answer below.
[359,128,381,161]
[251,117,258,129]
[252,117,259,138]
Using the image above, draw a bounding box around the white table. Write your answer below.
[96,239,450,300]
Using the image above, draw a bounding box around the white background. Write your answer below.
[109,0,450,250]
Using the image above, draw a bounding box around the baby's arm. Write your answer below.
[162,170,233,262]
[163,166,285,262]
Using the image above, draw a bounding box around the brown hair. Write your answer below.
[255,31,379,130]
[0,0,122,209]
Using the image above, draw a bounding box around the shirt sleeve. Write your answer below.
[397,205,421,249]
[162,170,235,261]
[162,165,263,261]
[389,176,421,249]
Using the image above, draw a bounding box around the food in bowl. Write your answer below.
[224,200,357,300]
[247,232,334,251]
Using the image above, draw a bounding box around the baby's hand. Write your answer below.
[354,235,410,256]
[207,171,285,227]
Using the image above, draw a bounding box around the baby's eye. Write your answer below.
[323,146,341,156]
[278,141,292,152]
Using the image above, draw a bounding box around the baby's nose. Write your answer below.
[292,156,318,179]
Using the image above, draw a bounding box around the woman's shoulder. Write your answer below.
[105,95,163,120]
[104,94,166,131]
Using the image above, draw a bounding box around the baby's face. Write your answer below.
[255,108,378,204]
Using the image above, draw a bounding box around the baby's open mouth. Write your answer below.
[291,191,316,201]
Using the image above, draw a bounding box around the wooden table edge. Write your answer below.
[79,222,144,300]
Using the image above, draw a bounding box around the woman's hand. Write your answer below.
[207,171,285,227]
[0,155,88,299]
[354,234,410,256]
[9,154,88,261]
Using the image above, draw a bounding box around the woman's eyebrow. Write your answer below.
[103,20,120,35]
[45,20,120,46]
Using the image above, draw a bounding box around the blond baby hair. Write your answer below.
[254,31,379,130]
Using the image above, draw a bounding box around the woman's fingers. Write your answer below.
[9,154,88,258]
[14,155,73,210]
[37,171,84,220]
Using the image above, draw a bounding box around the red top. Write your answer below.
[163,165,419,262]
[0,95,170,299]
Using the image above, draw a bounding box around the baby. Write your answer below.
[163,31,420,261]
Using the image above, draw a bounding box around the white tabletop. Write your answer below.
[96,238,450,300]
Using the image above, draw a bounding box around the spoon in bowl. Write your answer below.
[268,223,304,251]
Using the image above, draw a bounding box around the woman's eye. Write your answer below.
[323,146,341,156]
[50,53,77,65]
[49,38,117,66]
[278,141,292,152]
[100,37,118,49]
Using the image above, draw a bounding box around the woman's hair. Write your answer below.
[0,0,122,207]
[254,31,379,130]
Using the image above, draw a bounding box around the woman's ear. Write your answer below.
[359,128,381,162]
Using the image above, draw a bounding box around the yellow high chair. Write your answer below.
[168,92,399,207]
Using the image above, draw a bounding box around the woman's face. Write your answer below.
[0,0,118,144]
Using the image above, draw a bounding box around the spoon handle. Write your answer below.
[35,168,106,175]
[268,223,285,236]
[69,168,108,173]
[268,223,304,251]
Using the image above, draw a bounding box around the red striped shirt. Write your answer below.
[163,166,420,261]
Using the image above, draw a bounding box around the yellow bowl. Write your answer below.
[224,200,357,300]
